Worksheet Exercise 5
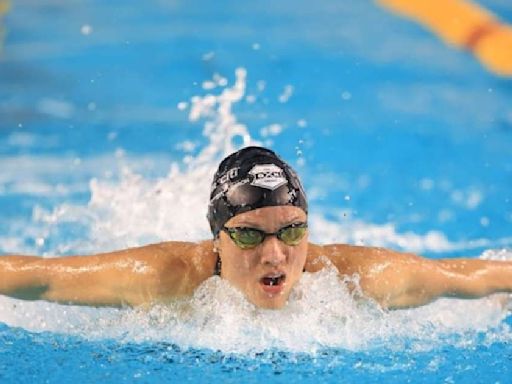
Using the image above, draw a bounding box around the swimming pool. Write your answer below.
[1,0,512,382]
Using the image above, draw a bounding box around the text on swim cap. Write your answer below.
[216,167,239,187]
[249,164,288,190]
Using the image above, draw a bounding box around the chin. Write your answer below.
[251,294,288,310]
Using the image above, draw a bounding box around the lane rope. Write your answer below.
[0,0,10,54]
[377,0,512,77]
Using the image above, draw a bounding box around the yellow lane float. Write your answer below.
[0,0,10,53]
[378,0,512,77]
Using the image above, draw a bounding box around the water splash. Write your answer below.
[31,68,259,253]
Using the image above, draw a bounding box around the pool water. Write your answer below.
[1,0,512,382]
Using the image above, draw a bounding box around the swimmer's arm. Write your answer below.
[380,255,512,309]
[0,241,216,307]
[309,244,512,309]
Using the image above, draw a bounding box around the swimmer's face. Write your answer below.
[216,206,308,309]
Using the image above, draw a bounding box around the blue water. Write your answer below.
[1,0,512,382]
[2,321,512,384]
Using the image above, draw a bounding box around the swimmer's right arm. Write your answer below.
[0,241,217,307]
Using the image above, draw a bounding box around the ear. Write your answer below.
[213,238,220,253]
[212,238,222,276]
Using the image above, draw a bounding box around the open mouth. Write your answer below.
[260,273,286,287]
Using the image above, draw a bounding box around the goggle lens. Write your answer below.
[229,228,265,249]
[278,225,307,245]
[223,223,307,249]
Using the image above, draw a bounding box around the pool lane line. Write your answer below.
[0,0,8,15]
[377,0,512,77]
[0,0,9,54]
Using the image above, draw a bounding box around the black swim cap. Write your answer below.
[207,146,308,237]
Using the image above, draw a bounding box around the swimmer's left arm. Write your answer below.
[363,251,512,309]
[311,244,512,309]
[407,257,512,306]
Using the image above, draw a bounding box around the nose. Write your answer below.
[259,235,287,266]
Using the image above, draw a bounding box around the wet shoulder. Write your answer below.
[305,243,395,275]
[119,240,217,298]
[155,240,217,280]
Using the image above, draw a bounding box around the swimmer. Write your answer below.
[1,146,512,310]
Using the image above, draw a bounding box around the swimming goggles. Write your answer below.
[221,222,308,249]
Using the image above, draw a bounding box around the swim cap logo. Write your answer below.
[249,164,287,190]
[218,167,239,185]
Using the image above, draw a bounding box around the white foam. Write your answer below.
[36,98,75,119]
[309,213,455,253]
[309,212,512,254]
